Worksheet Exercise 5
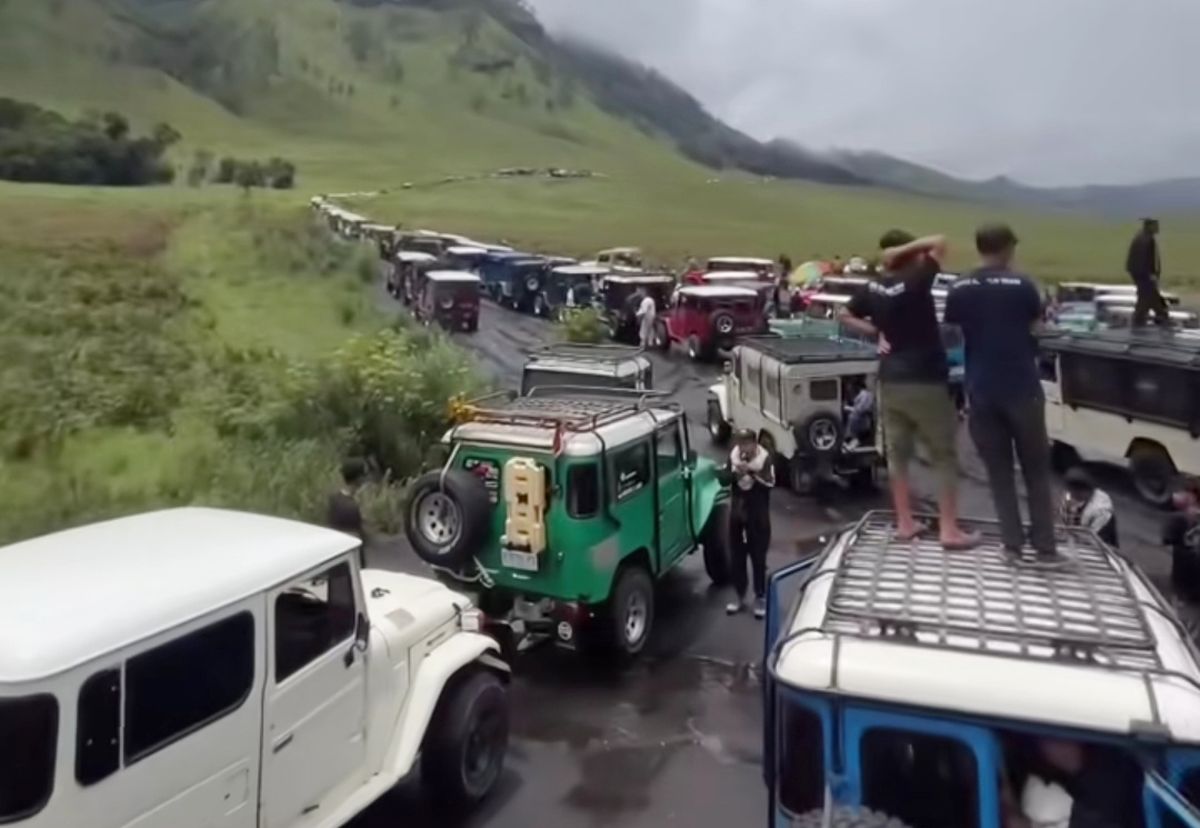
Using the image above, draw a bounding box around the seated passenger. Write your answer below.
[844,382,875,448]
[1059,468,1119,548]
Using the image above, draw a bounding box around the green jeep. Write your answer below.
[404,389,731,657]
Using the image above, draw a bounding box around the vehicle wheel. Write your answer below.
[533,295,547,317]
[789,806,916,828]
[465,319,479,333]
[712,312,735,339]
[707,399,731,444]
[603,564,654,657]
[789,455,815,495]
[798,412,842,457]
[422,671,509,808]
[700,501,731,586]
[1050,440,1080,474]
[525,275,541,293]
[1129,443,1176,507]
[687,335,703,361]
[607,317,621,342]
[655,320,671,353]
[853,461,882,490]
[405,470,491,568]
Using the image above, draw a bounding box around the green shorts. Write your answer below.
[879,381,959,486]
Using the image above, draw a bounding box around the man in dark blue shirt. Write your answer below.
[944,223,1057,558]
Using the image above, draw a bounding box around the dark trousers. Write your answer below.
[731,501,771,599]
[1133,279,1170,328]
[968,396,1057,554]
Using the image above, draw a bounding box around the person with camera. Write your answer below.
[726,429,775,620]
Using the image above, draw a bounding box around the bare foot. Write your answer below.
[940,529,981,551]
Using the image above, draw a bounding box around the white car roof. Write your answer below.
[605,274,674,284]
[775,513,1200,742]
[425,270,481,283]
[395,251,438,263]
[1061,282,1137,291]
[707,256,774,266]
[679,284,759,298]
[446,245,489,256]
[702,271,768,282]
[0,509,359,682]
[553,265,611,277]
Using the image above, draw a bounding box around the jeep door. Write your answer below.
[653,419,691,569]
[261,558,368,828]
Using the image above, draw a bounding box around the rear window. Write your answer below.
[522,369,631,395]
[0,694,58,821]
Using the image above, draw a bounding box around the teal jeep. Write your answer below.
[404,389,730,657]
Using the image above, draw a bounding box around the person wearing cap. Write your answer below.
[840,230,978,550]
[1059,467,1118,548]
[1165,478,1200,602]
[944,223,1058,559]
[1126,218,1170,328]
[726,428,775,619]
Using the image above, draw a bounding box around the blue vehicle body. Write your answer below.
[479,253,547,309]
[761,519,1200,828]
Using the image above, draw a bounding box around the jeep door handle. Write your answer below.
[272,734,294,754]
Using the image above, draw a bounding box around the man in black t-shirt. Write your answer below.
[841,230,977,549]
[944,223,1057,558]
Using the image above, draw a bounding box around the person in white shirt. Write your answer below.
[727,430,775,619]
[635,289,658,349]
[1059,467,1119,548]
[845,382,875,447]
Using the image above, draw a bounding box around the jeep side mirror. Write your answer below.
[354,612,370,652]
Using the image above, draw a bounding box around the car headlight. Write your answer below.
[459,606,485,634]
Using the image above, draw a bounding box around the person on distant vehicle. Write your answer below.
[328,458,367,565]
[830,255,844,275]
[726,429,775,619]
[1165,477,1200,602]
[840,230,978,550]
[1059,467,1118,548]
[776,255,793,318]
[682,257,705,285]
[1126,218,1170,328]
[944,223,1057,559]
[635,287,658,349]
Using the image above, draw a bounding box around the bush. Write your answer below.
[0,99,177,186]
[560,307,607,343]
[215,155,297,190]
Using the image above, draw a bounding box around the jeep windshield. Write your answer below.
[0,694,57,821]
[521,368,638,395]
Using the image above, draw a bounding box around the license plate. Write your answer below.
[501,549,539,572]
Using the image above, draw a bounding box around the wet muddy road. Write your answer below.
[354,292,1176,828]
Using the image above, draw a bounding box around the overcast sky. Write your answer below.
[527,0,1200,186]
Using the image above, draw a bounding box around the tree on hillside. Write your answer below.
[152,122,182,150]
[346,19,373,63]
[101,112,129,141]
[215,157,238,183]
[234,161,265,193]
[187,149,214,187]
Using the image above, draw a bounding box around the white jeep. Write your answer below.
[0,508,510,828]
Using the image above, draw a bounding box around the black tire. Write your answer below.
[533,294,547,317]
[789,806,917,828]
[524,274,541,293]
[405,469,492,568]
[853,461,882,491]
[1051,440,1081,474]
[465,318,479,333]
[686,335,703,361]
[601,564,654,657]
[701,501,732,587]
[422,671,509,808]
[1129,443,1176,507]
[789,455,815,495]
[707,399,731,444]
[712,311,735,340]
[797,411,842,457]
[655,319,671,353]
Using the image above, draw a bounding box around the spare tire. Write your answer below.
[405,469,491,568]
[789,806,916,828]
[712,311,735,338]
[796,411,842,457]
[701,500,732,586]
[525,274,541,292]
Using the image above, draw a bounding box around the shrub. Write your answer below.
[560,307,607,343]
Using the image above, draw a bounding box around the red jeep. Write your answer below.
[655,285,766,361]
[414,270,481,332]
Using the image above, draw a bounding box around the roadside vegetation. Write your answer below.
[0,193,482,545]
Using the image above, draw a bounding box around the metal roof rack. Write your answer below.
[1041,329,1200,368]
[526,343,647,364]
[459,388,674,433]
[823,512,1159,670]
[740,334,879,364]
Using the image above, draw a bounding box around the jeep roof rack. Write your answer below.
[457,388,674,434]
[1041,329,1200,368]
[740,334,878,364]
[822,512,1160,671]
[527,343,647,364]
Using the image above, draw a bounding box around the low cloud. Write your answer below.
[528,0,1200,186]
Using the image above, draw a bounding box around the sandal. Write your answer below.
[893,522,929,542]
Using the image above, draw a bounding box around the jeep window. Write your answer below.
[1038,353,1058,383]
[0,694,57,821]
[125,611,254,764]
[1061,353,1126,415]
[656,424,683,476]
[777,702,824,816]
[860,728,979,828]
[76,669,121,786]
[612,442,650,501]
[811,379,839,402]
[276,562,357,682]
[568,464,600,518]
[1130,364,1196,429]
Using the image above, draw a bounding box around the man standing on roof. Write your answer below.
[1126,218,1170,329]
[726,429,775,619]
[775,254,793,318]
[944,223,1057,560]
[635,287,658,349]
[840,230,978,550]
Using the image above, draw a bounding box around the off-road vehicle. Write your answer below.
[0,508,510,828]
[763,511,1200,828]
[521,343,652,395]
[404,389,730,657]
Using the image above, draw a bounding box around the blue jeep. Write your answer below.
[763,512,1200,828]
